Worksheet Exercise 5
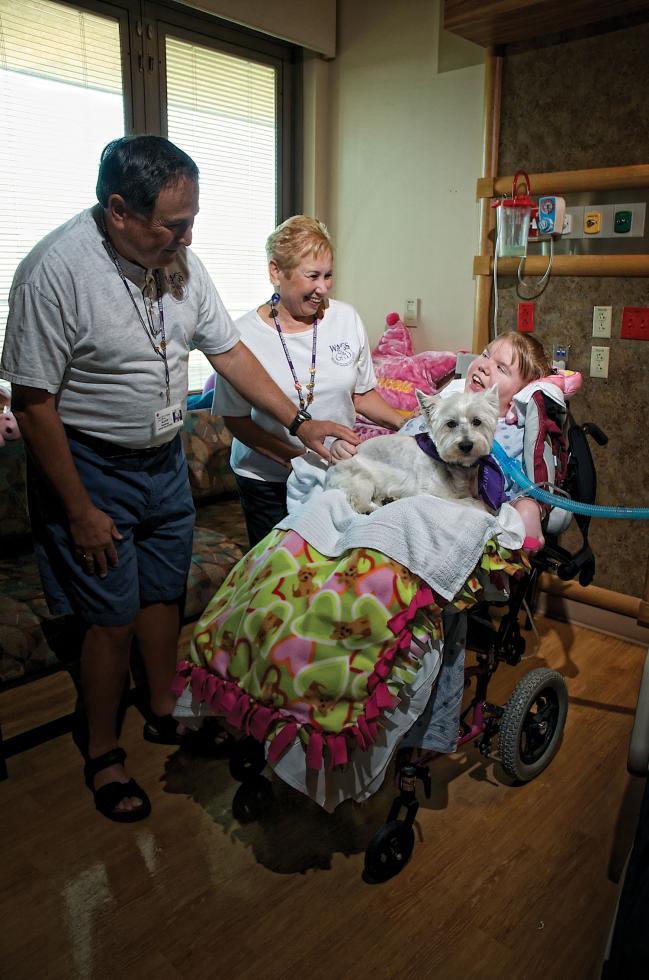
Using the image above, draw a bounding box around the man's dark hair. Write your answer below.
[96,135,199,215]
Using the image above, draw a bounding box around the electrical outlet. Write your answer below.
[517,301,534,333]
[552,343,569,370]
[590,346,610,379]
[592,305,612,338]
[621,306,649,340]
[404,298,419,326]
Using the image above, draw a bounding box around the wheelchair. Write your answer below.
[362,407,609,882]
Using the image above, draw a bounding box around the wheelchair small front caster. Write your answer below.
[364,764,421,882]
[364,820,415,882]
[229,735,266,782]
[232,775,274,823]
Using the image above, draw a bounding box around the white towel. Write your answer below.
[280,455,524,601]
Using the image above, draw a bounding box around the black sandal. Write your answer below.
[143,714,232,756]
[84,747,151,823]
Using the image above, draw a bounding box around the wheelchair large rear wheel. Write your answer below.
[232,775,274,823]
[364,820,415,882]
[499,668,568,782]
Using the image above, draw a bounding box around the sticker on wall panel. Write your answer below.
[614,210,633,234]
[584,211,601,235]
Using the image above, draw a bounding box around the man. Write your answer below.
[0,135,357,822]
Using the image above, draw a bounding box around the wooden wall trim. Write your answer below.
[445,0,649,48]
[473,47,502,353]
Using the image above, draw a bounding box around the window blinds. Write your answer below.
[0,0,124,358]
[165,36,278,390]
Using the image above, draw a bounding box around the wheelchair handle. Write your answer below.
[582,422,608,447]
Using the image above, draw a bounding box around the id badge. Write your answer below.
[154,403,184,435]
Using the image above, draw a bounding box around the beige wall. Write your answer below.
[496,16,649,598]
[311,0,484,351]
[178,0,336,57]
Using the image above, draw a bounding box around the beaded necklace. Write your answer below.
[268,292,318,411]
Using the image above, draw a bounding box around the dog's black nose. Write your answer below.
[458,440,474,454]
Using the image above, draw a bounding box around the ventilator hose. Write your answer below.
[492,440,649,519]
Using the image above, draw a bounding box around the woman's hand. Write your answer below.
[330,438,358,461]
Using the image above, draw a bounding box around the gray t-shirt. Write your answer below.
[0,208,239,447]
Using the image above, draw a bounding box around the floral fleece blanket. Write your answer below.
[173,525,528,772]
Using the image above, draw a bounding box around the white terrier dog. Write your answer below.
[324,386,501,513]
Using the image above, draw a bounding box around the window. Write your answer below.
[164,33,280,390]
[0,0,298,391]
[0,0,126,356]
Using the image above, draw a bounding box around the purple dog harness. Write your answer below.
[414,433,508,510]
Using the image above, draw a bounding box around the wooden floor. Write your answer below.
[1,617,645,980]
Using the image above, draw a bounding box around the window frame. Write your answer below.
[36,0,301,219]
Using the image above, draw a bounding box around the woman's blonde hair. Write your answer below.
[492,331,552,382]
[265,215,333,273]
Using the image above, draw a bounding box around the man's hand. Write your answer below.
[69,504,123,578]
[329,438,358,461]
[296,420,359,462]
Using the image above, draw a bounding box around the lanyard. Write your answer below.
[269,298,317,411]
[102,232,171,407]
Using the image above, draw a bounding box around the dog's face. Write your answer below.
[415,386,499,466]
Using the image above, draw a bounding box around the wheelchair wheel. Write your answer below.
[499,668,568,782]
[229,735,266,782]
[364,820,415,883]
[232,775,274,823]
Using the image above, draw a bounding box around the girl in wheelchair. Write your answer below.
[172,331,584,878]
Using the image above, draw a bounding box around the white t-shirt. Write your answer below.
[0,208,240,447]
[215,299,376,481]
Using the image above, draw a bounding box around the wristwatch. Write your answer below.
[288,408,312,436]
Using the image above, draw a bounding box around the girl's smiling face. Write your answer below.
[465,338,527,415]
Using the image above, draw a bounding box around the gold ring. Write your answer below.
[82,552,90,560]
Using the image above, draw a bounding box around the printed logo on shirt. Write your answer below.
[165,271,189,303]
[330,341,354,366]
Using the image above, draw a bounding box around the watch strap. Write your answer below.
[288,408,312,436]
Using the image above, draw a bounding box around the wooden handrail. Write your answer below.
[539,573,649,629]
[477,164,649,199]
[473,253,649,277]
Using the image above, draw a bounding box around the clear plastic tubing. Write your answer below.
[492,440,649,520]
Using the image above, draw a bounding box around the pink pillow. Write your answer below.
[372,312,413,357]
[371,313,456,413]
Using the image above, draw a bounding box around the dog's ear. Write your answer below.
[415,388,439,415]
[485,384,501,414]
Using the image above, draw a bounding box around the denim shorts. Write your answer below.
[28,431,195,627]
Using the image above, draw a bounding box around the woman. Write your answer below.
[215,215,405,546]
